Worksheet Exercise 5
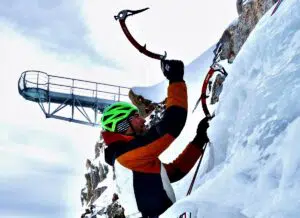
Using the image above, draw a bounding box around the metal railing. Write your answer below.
[19,70,130,102]
[18,70,131,126]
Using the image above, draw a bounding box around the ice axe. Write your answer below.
[114,8,167,60]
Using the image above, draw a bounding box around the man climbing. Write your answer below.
[101,59,210,218]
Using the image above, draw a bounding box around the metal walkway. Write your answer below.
[18,70,130,126]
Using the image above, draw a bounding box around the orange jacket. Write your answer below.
[102,81,205,216]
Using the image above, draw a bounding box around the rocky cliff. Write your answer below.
[219,0,277,63]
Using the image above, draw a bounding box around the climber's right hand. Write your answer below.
[160,59,184,83]
[191,117,211,149]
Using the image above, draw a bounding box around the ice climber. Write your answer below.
[100,59,210,218]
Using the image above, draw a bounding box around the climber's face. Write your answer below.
[129,112,146,135]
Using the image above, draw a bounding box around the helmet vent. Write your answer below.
[114,113,125,119]
[109,105,119,110]
[106,122,113,129]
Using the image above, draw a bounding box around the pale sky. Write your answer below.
[0,0,237,217]
[82,0,238,85]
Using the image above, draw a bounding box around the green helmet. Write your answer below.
[101,102,138,132]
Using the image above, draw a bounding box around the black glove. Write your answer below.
[191,117,210,148]
[161,59,184,83]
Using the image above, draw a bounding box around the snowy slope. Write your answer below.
[131,0,300,217]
